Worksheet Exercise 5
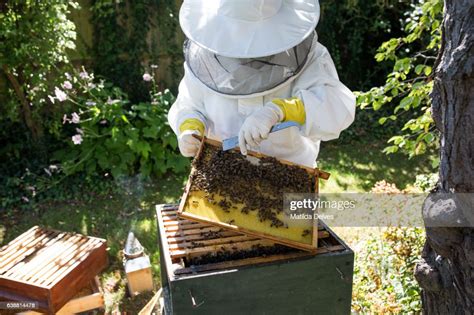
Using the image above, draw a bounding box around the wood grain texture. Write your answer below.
[0,227,108,313]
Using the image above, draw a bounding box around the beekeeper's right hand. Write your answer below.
[178,119,205,157]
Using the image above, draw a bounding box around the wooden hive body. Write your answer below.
[157,204,354,315]
[0,226,108,313]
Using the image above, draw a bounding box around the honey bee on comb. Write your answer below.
[189,143,315,229]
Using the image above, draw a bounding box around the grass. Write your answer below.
[318,140,433,192]
[0,140,434,313]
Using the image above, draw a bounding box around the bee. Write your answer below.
[190,143,314,228]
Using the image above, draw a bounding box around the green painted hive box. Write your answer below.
[156,204,354,315]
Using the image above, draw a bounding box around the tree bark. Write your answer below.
[414,1,474,314]
[2,64,44,139]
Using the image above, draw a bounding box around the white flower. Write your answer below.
[54,87,67,102]
[79,71,89,79]
[62,81,73,90]
[44,168,52,177]
[71,112,80,124]
[85,101,96,106]
[48,95,55,104]
[65,72,72,80]
[72,134,83,145]
[75,128,84,135]
[143,73,152,82]
[106,97,120,105]
[151,64,158,69]
[62,114,68,124]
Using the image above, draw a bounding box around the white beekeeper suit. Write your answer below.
[168,0,355,168]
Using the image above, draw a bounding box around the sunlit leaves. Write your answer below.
[356,0,443,159]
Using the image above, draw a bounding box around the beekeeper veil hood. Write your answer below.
[179,0,320,58]
[184,31,316,96]
[180,0,320,96]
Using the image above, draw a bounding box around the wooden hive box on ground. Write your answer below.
[157,204,354,315]
[178,137,330,252]
[0,226,108,313]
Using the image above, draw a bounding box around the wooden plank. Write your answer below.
[0,276,50,301]
[43,238,104,287]
[14,234,85,281]
[174,245,346,275]
[164,222,206,232]
[26,237,91,285]
[165,226,227,237]
[168,235,260,250]
[0,230,58,274]
[166,230,240,244]
[170,239,275,259]
[19,276,104,315]
[163,219,199,227]
[138,288,162,315]
[0,226,40,254]
[56,292,104,315]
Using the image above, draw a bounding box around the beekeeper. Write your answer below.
[168,0,355,167]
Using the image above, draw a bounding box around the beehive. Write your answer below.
[0,226,108,313]
[157,204,354,314]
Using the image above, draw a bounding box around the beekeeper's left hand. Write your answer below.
[238,103,283,155]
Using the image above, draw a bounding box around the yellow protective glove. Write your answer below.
[271,97,306,125]
[178,118,205,157]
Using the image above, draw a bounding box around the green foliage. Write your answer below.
[318,1,413,91]
[55,68,189,178]
[357,0,443,158]
[353,227,425,314]
[0,0,78,139]
[414,173,439,192]
[90,0,181,102]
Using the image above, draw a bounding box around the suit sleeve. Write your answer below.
[292,43,356,141]
[168,64,208,135]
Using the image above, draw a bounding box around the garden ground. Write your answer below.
[0,139,432,313]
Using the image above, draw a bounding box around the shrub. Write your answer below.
[55,68,189,178]
[0,0,78,140]
[353,227,425,314]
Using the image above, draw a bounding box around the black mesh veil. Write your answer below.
[184,31,315,96]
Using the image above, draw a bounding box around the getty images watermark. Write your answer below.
[283,193,474,227]
[287,197,356,220]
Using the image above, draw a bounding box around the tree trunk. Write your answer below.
[414,1,474,314]
[2,64,44,140]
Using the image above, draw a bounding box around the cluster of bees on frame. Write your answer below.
[187,243,296,265]
[190,144,315,230]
